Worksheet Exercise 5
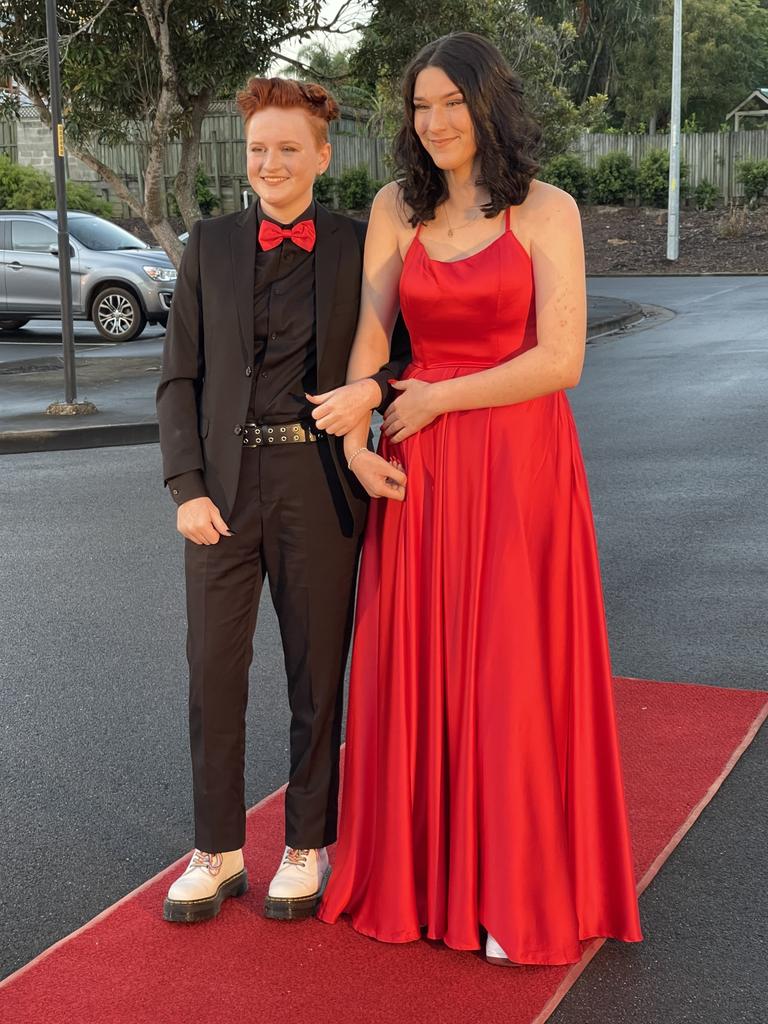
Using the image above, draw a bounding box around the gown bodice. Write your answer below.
[398,206,539,369]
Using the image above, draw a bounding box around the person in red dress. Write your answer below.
[307,31,643,966]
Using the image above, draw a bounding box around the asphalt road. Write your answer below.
[1,276,766,1023]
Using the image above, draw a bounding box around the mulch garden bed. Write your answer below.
[581,204,767,275]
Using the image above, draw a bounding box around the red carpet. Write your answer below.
[2,677,766,1024]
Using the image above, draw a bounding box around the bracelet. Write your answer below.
[347,446,368,470]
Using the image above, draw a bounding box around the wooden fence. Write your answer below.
[0,118,18,161]
[4,100,767,212]
[73,105,391,216]
[569,130,768,201]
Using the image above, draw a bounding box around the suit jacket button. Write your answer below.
[172,488,179,495]
[245,366,252,376]
[234,424,242,435]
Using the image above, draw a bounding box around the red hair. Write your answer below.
[236,77,340,146]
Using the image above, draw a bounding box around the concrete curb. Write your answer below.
[0,300,645,455]
[0,421,159,455]
[586,302,645,339]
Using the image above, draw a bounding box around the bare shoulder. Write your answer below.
[372,179,416,231]
[520,178,582,234]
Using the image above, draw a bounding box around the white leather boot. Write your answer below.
[163,848,248,923]
[263,846,330,920]
[485,932,524,967]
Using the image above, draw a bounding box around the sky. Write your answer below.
[272,0,366,67]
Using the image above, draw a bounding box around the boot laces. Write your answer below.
[189,849,223,876]
[283,847,310,868]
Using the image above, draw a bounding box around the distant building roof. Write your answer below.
[726,88,768,120]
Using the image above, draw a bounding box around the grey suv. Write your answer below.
[0,210,177,341]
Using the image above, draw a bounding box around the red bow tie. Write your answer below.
[258,217,316,252]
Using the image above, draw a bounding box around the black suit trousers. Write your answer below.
[184,440,363,853]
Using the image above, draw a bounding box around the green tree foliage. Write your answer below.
[0,1,340,263]
[527,0,665,105]
[613,0,768,131]
[278,43,374,109]
[348,0,593,161]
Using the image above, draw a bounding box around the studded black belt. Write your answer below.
[242,421,327,447]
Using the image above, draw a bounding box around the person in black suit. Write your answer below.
[157,77,409,924]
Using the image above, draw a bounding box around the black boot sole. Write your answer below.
[163,867,249,923]
[263,865,331,921]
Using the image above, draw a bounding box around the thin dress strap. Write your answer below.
[504,206,511,232]
[414,220,424,239]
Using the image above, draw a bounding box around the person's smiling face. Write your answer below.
[245,106,331,223]
[412,65,477,173]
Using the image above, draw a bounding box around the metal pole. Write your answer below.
[667,0,683,261]
[45,0,77,401]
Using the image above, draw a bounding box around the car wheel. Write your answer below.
[0,319,30,331]
[92,286,147,341]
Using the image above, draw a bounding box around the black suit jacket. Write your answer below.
[156,200,412,531]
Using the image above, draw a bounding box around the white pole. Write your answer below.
[667,0,683,260]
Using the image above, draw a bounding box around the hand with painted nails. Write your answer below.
[177,497,234,545]
[305,378,382,435]
[382,378,442,443]
[348,450,407,501]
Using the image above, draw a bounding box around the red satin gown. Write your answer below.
[316,206,644,964]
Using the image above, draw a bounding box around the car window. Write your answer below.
[11,220,58,253]
[67,218,148,251]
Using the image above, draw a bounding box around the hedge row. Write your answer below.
[540,151,768,209]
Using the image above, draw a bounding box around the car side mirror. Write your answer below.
[48,243,76,257]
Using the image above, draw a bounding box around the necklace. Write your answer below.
[442,203,480,238]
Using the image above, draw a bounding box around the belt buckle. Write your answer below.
[242,422,261,447]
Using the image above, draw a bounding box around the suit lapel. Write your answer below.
[314,202,341,382]
[230,199,258,366]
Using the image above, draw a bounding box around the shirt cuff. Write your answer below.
[167,470,207,506]
[367,370,390,409]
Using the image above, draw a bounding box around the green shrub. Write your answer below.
[637,148,689,207]
[735,159,768,205]
[539,154,590,203]
[195,165,218,216]
[693,178,720,211]
[313,173,337,206]
[590,151,637,205]
[0,155,54,208]
[65,181,113,216]
[336,166,374,210]
[0,155,113,216]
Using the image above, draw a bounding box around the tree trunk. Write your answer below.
[174,87,212,233]
[581,22,606,105]
[139,0,184,267]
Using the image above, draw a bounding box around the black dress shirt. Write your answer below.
[248,198,318,424]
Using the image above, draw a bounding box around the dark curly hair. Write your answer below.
[392,32,543,226]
